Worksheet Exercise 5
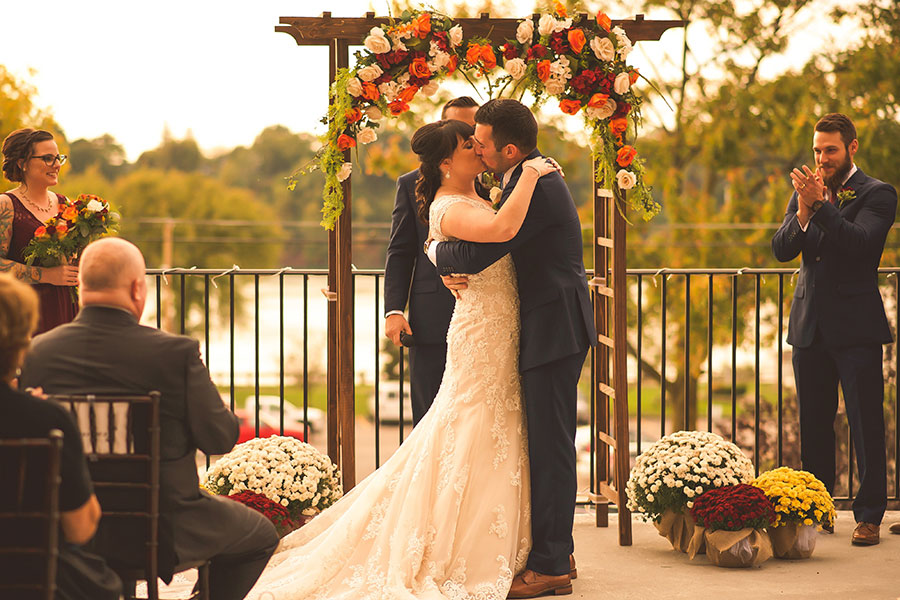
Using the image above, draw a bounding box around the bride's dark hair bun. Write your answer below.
[410,119,474,223]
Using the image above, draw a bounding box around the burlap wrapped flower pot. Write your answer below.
[769,522,817,559]
[704,528,772,568]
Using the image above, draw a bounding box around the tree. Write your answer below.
[68,134,128,180]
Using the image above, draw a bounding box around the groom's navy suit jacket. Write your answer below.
[772,168,896,348]
[434,149,596,371]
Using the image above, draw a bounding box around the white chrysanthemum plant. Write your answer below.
[204,436,343,519]
[626,430,755,523]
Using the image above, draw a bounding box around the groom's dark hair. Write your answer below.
[475,99,537,154]
[815,113,857,148]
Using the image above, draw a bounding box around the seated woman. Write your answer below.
[0,273,120,600]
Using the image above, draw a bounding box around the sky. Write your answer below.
[4,0,852,161]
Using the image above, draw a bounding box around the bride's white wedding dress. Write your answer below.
[250,194,531,600]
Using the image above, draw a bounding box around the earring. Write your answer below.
[444,171,450,179]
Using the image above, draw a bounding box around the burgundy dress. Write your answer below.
[4,192,78,334]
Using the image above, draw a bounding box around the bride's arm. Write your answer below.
[440,157,560,243]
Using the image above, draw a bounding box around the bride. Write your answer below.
[250,119,560,600]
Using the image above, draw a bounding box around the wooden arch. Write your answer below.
[277,11,683,546]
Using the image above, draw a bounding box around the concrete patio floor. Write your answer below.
[149,509,899,599]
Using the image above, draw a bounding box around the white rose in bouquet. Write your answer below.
[364,106,383,121]
[614,72,631,95]
[505,58,527,80]
[85,199,106,213]
[364,27,392,54]
[346,77,363,97]
[516,19,534,44]
[590,36,615,61]
[585,98,617,121]
[616,169,637,190]
[538,14,556,37]
[449,24,464,47]
[357,127,378,145]
[357,64,384,83]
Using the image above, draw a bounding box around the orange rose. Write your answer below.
[62,206,78,221]
[629,68,640,84]
[388,99,410,116]
[345,107,362,123]
[361,81,379,101]
[55,223,68,236]
[34,225,48,237]
[399,85,419,103]
[559,99,582,115]
[480,45,497,69]
[567,29,586,54]
[409,57,431,79]
[609,118,628,136]
[414,13,431,38]
[587,93,610,108]
[466,43,482,66]
[555,0,567,18]
[536,60,551,82]
[337,134,357,151]
[447,55,459,75]
[596,12,612,32]
[616,145,637,167]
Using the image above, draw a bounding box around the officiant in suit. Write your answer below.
[431,99,595,598]
[383,96,479,425]
[772,113,897,547]
[20,237,279,600]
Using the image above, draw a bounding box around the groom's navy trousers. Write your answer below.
[436,148,596,576]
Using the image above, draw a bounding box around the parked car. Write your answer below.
[367,385,413,424]
[244,394,326,433]
[234,408,306,444]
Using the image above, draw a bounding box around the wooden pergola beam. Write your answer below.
[277,12,683,46]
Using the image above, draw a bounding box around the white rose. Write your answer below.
[364,27,392,54]
[489,186,502,203]
[85,199,105,213]
[613,26,632,59]
[378,81,401,102]
[357,127,377,144]
[364,106,383,121]
[616,169,637,190]
[346,77,363,97]
[421,81,440,97]
[538,14,556,37]
[336,162,352,182]
[585,98,616,121]
[545,79,565,95]
[449,24,464,47]
[505,58,527,80]
[516,19,534,44]
[614,72,631,94]
[590,36,615,61]
[357,64,383,82]
[397,72,411,86]
[429,51,450,71]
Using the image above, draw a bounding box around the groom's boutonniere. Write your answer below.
[489,186,502,209]
[836,187,856,208]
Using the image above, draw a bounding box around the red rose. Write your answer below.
[336,134,356,151]
[502,43,519,60]
[388,99,410,116]
[549,32,570,55]
[527,44,548,60]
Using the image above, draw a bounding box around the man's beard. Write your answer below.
[821,151,852,190]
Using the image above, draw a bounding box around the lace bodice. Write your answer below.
[248,194,529,599]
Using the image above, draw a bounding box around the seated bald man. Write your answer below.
[20,237,279,600]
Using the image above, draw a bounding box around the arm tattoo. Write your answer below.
[0,196,43,283]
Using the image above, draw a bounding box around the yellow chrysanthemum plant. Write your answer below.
[752,467,836,530]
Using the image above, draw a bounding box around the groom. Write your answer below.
[429,98,595,597]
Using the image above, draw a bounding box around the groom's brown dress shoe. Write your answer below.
[851,522,880,546]
[569,555,577,580]
[507,570,572,598]
[889,522,900,535]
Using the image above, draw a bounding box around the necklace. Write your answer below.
[18,188,54,213]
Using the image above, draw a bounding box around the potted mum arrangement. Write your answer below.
[752,467,835,559]
[688,484,774,568]
[626,430,755,552]
[204,436,343,536]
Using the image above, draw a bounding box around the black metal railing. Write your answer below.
[145,267,900,507]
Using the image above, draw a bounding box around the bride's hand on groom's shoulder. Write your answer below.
[523,156,564,178]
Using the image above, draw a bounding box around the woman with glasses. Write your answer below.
[1,128,78,334]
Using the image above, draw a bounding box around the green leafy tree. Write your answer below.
[67,134,128,180]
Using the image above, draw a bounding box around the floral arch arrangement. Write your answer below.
[304,4,660,230]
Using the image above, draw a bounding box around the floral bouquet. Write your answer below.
[204,436,343,522]
[23,194,119,267]
[688,484,774,567]
[224,490,304,537]
[626,430,755,552]
[752,467,835,559]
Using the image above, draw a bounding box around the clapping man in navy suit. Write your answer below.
[383,97,479,425]
[431,99,595,597]
[772,113,897,546]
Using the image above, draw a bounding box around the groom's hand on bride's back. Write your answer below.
[441,275,468,300]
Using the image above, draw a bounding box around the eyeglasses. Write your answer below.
[30,154,68,166]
